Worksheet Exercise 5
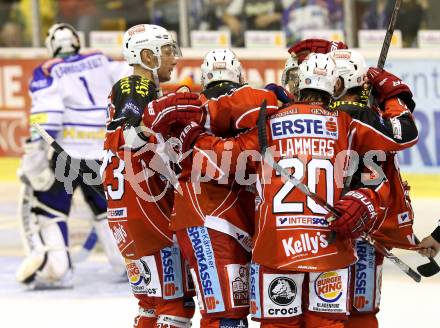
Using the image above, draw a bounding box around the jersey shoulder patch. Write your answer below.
[29,66,55,92]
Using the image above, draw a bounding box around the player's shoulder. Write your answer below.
[112,75,155,100]
[110,75,156,122]
[201,81,242,100]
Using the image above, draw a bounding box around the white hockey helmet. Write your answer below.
[122,24,181,70]
[298,53,338,96]
[330,49,367,99]
[45,23,80,58]
[201,48,243,89]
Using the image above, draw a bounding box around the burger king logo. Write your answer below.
[126,260,151,286]
[314,271,343,303]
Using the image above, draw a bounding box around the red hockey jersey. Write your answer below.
[189,99,418,272]
[171,83,278,244]
[102,75,174,259]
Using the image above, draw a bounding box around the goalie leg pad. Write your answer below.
[16,213,72,288]
[17,185,72,288]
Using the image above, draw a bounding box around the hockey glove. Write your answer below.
[326,189,379,239]
[144,92,203,135]
[265,83,294,104]
[168,121,204,165]
[367,67,416,112]
[288,39,348,64]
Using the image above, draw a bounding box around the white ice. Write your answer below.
[0,182,438,327]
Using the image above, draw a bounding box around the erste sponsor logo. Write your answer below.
[271,114,338,140]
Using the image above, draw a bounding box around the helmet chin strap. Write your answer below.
[333,88,347,100]
[139,54,163,98]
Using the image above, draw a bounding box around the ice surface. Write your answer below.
[0,182,438,327]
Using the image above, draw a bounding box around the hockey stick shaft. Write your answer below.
[377,0,402,69]
[344,0,403,194]
[257,102,421,282]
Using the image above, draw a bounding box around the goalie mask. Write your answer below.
[330,49,367,99]
[201,48,243,89]
[298,53,338,96]
[45,23,81,58]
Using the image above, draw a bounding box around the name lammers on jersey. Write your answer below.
[282,232,329,257]
[271,114,339,141]
[277,137,335,158]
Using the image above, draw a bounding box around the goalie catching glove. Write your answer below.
[367,67,416,112]
[326,189,380,239]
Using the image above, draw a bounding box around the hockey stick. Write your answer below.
[257,100,421,283]
[344,0,403,195]
[377,0,402,69]
[373,0,440,276]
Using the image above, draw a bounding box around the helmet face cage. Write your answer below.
[45,23,80,58]
[281,55,299,86]
[330,49,367,99]
[122,24,181,70]
[281,55,300,95]
[200,48,243,89]
[298,53,338,96]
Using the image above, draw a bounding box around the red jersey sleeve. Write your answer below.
[183,128,260,181]
[204,85,278,135]
[339,103,418,154]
